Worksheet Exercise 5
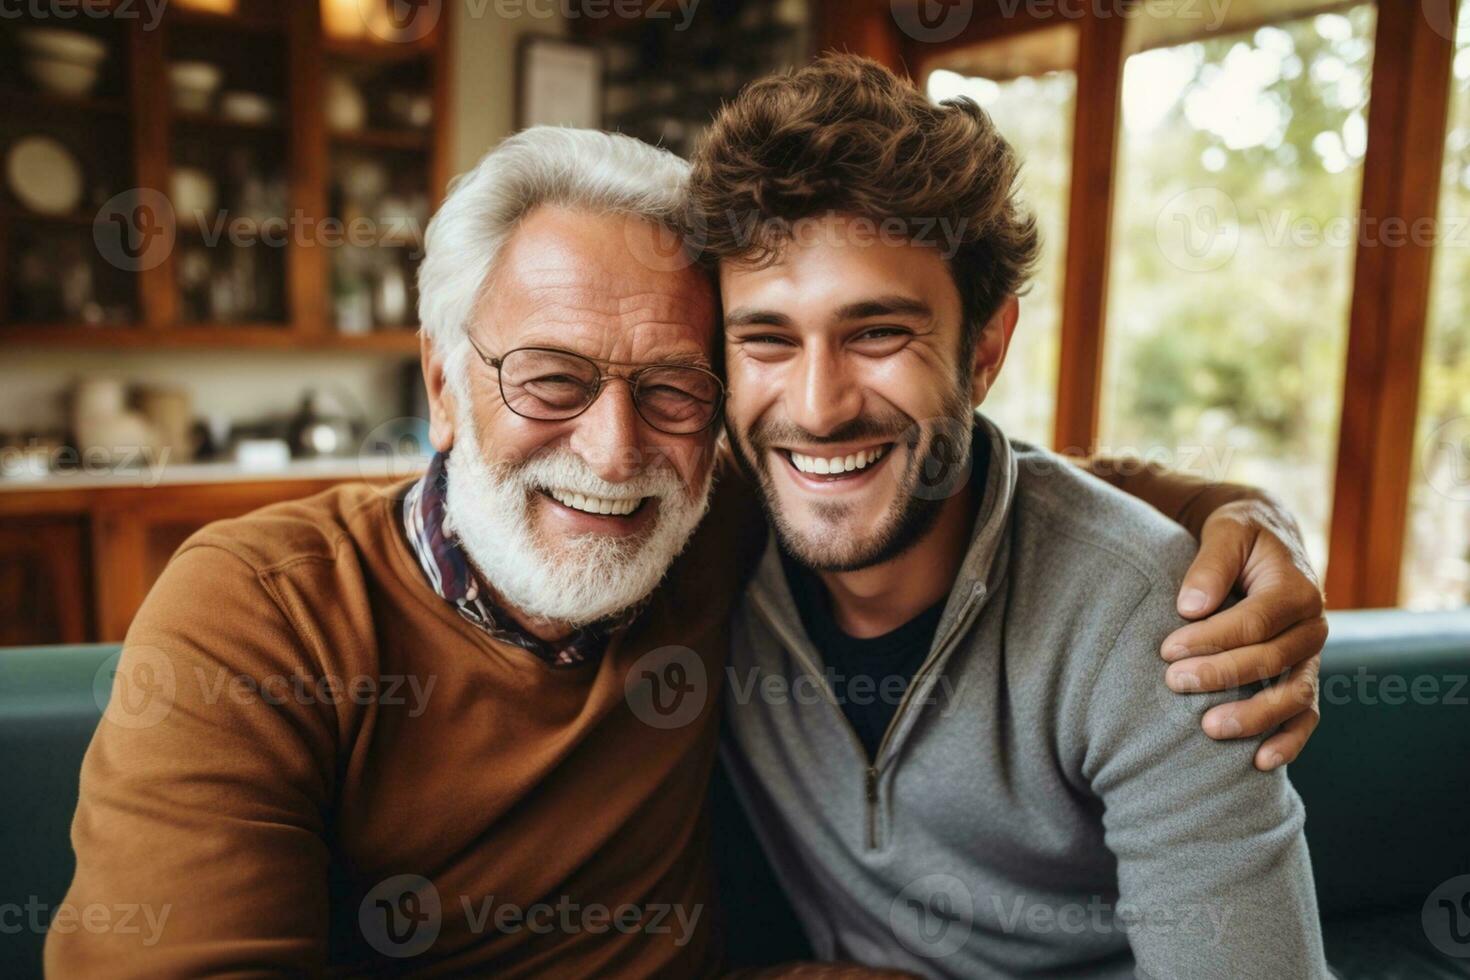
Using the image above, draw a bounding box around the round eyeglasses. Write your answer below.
[466,338,725,436]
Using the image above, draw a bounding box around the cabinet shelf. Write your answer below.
[0,209,98,229]
[0,322,421,352]
[165,6,286,35]
[172,110,287,136]
[7,93,130,118]
[330,128,431,152]
[323,36,438,64]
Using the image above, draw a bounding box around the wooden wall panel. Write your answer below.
[814,0,906,72]
[0,519,91,646]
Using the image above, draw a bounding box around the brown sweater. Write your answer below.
[47,465,767,978]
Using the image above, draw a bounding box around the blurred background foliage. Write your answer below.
[934,4,1470,607]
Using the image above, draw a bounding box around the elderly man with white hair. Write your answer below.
[50,127,1326,978]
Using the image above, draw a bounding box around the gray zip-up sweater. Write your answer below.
[720,415,1327,979]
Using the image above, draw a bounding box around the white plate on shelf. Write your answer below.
[18,27,108,64]
[6,136,84,216]
[219,91,277,125]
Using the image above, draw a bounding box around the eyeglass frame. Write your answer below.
[464,335,726,435]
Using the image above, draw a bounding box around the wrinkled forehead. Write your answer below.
[477,207,718,366]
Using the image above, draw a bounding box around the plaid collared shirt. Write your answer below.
[402,452,615,668]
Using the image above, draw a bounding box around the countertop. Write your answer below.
[0,454,429,493]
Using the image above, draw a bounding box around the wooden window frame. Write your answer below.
[1324,2,1458,608]
[844,0,1460,608]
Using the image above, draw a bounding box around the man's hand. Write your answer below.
[1076,456,1328,770]
[1159,498,1327,771]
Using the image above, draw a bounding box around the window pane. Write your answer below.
[926,65,1075,448]
[1100,8,1376,573]
[1402,1,1470,610]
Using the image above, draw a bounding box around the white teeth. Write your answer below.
[547,488,643,516]
[788,446,887,476]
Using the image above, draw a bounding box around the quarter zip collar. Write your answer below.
[745,413,1019,779]
[933,412,1018,650]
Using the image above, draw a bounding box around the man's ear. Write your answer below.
[970,294,1019,409]
[421,331,457,453]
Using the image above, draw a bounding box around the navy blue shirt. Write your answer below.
[779,434,989,761]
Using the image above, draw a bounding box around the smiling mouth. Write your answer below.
[541,487,649,517]
[779,443,893,480]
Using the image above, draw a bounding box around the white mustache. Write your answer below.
[501,450,687,503]
[447,432,714,627]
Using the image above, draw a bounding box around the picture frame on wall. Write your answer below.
[516,36,604,131]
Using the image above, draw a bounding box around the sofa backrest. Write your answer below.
[1288,609,1470,917]
[4,610,1468,975]
[0,644,117,978]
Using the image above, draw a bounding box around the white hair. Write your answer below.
[416,127,693,380]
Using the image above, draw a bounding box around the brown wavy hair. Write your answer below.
[688,54,1040,350]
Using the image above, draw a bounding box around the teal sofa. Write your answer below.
[4,610,1469,977]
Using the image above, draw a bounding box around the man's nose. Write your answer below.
[787,348,863,437]
[568,380,646,482]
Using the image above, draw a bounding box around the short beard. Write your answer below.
[443,404,713,629]
[729,388,976,574]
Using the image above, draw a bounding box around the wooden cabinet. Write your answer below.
[0,0,451,352]
[0,473,405,645]
[0,517,92,645]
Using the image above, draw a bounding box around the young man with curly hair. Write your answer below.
[691,55,1328,978]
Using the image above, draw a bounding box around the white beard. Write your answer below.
[443,412,713,629]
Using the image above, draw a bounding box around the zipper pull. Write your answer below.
[866,767,879,849]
